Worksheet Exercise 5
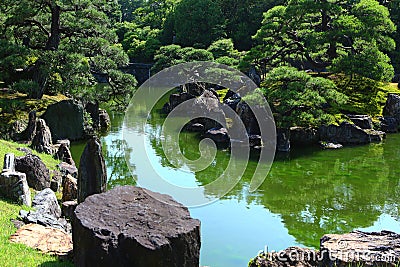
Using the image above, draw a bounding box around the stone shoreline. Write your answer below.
[249,231,400,267]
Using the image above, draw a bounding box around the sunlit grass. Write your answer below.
[0,138,71,266]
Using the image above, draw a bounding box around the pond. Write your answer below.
[71,108,400,267]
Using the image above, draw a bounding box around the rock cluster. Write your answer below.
[19,188,70,232]
[250,231,400,267]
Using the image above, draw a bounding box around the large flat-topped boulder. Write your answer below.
[73,186,201,267]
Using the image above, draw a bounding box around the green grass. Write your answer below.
[0,140,60,171]
[0,198,73,267]
[0,139,72,266]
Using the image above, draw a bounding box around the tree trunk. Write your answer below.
[46,4,61,51]
[31,60,47,99]
[31,4,61,99]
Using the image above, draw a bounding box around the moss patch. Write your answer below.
[0,90,69,139]
[329,75,400,117]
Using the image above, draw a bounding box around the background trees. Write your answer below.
[173,0,225,48]
[1,0,135,103]
[250,0,395,81]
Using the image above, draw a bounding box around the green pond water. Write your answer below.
[71,108,400,267]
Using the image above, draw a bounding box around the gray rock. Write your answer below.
[22,211,70,232]
[55,139,70,148]
[31,119,53,154]
[248,66,261,86]
[42,100,85,141]
[249,134,262,149]
[50,172,62,192]
[169,92,195,111]
[277,128,290,152]
[32,188,61,219]
[203,128,230,147]
[77,137,107,203]
[19,188,70,232]
[184,122,205,133]
[16,147,32,154]
[348,115,374,129]
[56,143,75,166]
[319,141,343,149]
[17,188,71,232]
[319,122,382,145]
[62,174,77,202]
[99,109,110,130]
[191,90,226,131]
[236,101,260,135]
[0,154,31,206]
[61,200,78,219]
[58,162,78,178]
[364,129,386,142]
[380,117,399,133]
[15,154,50,191]
[73,186,201,267]
[18,110,37,141]
[383,94,400,121]
[290,127,319,145]
[320,231,400,266]
[223,98,241,111]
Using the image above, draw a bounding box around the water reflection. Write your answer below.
[142,106,400,249]
[72,107,400,266]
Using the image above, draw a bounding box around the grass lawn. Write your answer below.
[0,139,73,267]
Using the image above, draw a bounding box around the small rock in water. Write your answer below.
[319,141,343,149]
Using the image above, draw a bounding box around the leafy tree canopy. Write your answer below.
[251,0,396,81]
[152,44,214,72]
[261,66,348,127]
[173,0,225,48]
[1,0,136,104]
